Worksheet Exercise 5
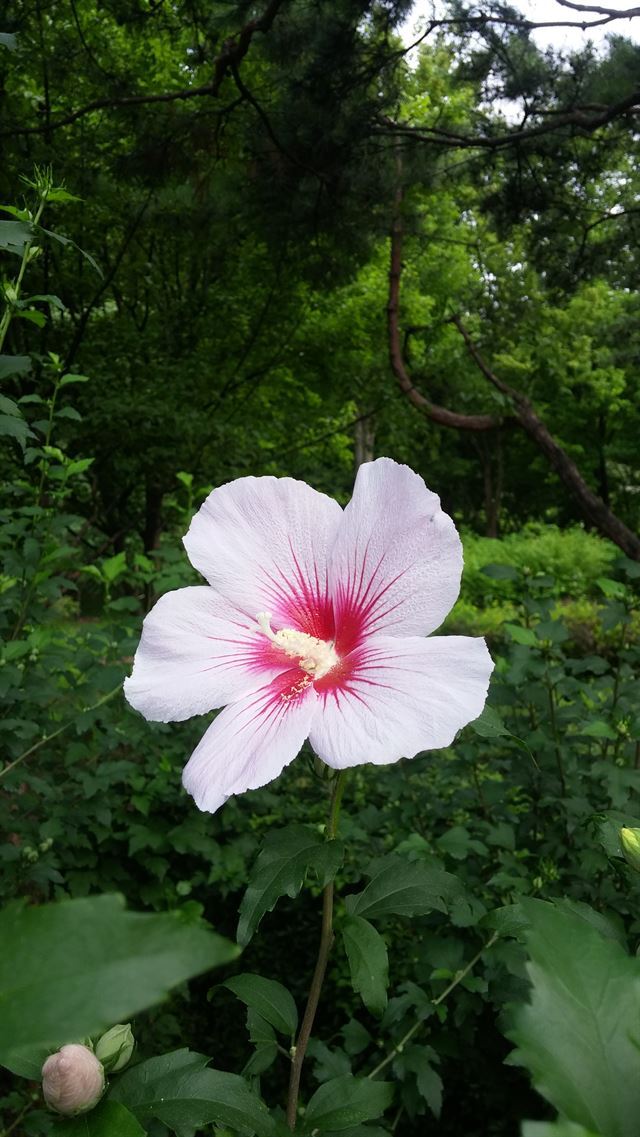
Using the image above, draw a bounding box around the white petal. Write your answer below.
[182,669,319,812]
[124,587,287,722]
[183,476,343,638]
[310,634,493,768]
[329,458,462,650]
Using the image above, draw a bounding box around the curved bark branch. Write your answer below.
[452,316,640,560]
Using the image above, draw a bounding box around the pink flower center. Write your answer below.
[257,612,340,680]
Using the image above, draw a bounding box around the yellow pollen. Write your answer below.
[257,612,339,680]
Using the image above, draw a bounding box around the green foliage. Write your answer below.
[509,900,640,1137]
[0,894,238,1077]
[109,1050,276,1136]
[2,7,640,1135]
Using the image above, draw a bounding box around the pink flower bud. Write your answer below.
[41,1044,105,1115]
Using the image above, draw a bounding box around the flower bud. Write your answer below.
[41,1044,105,1115]
[620,827,640,872]
[95,1023,135,1072]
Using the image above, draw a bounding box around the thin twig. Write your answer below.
[367,931,500,1080]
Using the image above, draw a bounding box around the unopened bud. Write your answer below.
[95,1023,135,1072]
[620,828,640,873]
[41,1044,105,1115]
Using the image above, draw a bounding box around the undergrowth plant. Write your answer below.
[2,175,640,1137]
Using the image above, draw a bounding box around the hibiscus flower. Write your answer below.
[124,459,493,813]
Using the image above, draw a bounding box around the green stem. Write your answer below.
[545,671,566,797]
[367,931,499,1080]
[0,685,121,780]
[0,195,46,356]
[285,770,347,1130]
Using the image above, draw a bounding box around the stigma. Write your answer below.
[257,612,339,680]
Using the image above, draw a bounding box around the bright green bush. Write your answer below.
[460,525,617,604]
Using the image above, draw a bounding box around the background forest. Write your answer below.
[2,2,640,1136]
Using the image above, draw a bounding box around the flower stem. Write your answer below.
[286,769,347,1130]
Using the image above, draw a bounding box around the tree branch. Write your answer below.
[377,89,640,152]
[451,315,640,560]
[1,0,287,138]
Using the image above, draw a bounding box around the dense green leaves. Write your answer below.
[508,900,640,1137]
[238,825,344,945]
[110,1049,275,1137]
[0,895,238,1076]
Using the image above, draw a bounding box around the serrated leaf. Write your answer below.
[0,354,31,379]
[0,895,239,1077]
[342,916,389,1016]
[237,825,344,945]
[402,1045,442,1118]
[304,1075,393,1132]
[0,413,33,444]
[110,1048,275,1137]
[53,1100,146,1136]
[507,899,640,1137]
[0,219,33,253]
[346,856,462,920]
[243,1008,278,1076]
[224,973,298,1036]
[468,705,510,739]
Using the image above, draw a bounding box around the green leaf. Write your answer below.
[110,1048,275,1137]
[0,220,32,253]
[0,894,239,1077]
[15,308,47,327]
[579,720,617,740]
[0,413,33,445]
[242,1008,278,1076]
[507,899,640,1137]
[341,916,389,1016]
[402,1046,443,1118]
[468,705,511,739]
[0,395,20,416]
[59,372,90,387]
[505,623,538,647]
[346,856,461,920]
[303,1075,393,1132]
[40,227,102,276]
[521,1124,601,1137]
[481,563,519,580]
[53,1100,146,1136]
[224,973,298,1036]
[0,354,31,379]
[237,825,344,946]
